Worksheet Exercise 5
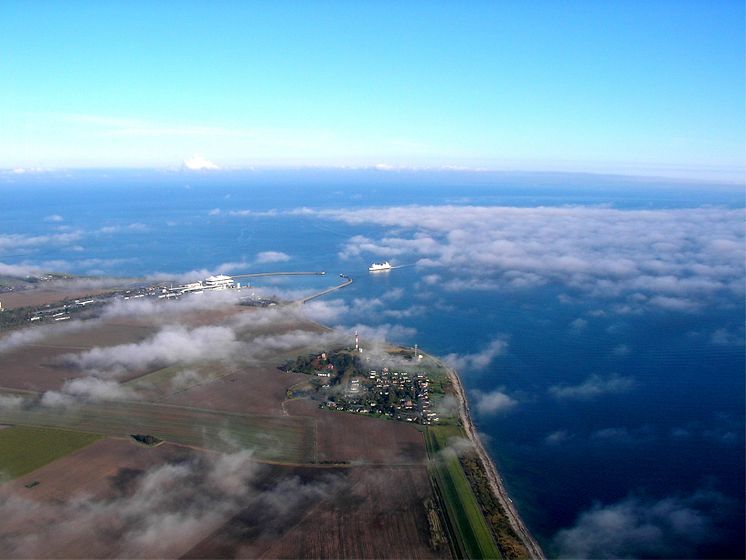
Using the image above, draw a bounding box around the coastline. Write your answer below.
[296,294,543,558]
[440,359,545,559]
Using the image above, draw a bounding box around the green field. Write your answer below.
[0,400,315,463]
[426,426,501,560]
[0,426,101,479]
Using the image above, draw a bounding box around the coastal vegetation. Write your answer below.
[426,426,502,559]
[460,450,529,558]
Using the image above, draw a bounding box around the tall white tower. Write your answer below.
[354,330,359,351]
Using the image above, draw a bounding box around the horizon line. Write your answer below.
[2,164,744,187]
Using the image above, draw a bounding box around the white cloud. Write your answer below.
[472,389,517,415]
[445,338,508,371]
[0,320,93,354]
[0,394,25,410]
[710,328,745,345]
[255,251,291,264]
[251,205,745,312]
[549,373,636,400]
[570,318,588,330]
[0,261,45,277]
[96,223,149,234]
[544,430,573,445]
[59,377,137,402]
[553,492,727,558]
[44,214,64,222]
[0,448,348,557]
[63,325,242,376]
[347,322,417,344]
[183,155,219,171]
[0,231,83,254]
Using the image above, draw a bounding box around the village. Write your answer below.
[284,349,442,425]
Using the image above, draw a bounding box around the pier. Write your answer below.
[297,276,353,304]
[231,271,328,279]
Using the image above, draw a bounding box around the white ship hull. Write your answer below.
[368,261,392,272]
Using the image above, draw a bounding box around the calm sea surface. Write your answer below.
[2,173,743,558]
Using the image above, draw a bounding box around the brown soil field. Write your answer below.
[0,319,156,392]
[0,342,162,393]
[185,464,448,560]
[0,344,92,391]
[40,322,156,348]
[0,438,221,559]
[106,305,248,330]
[0,288,115,310]
[287,399,427,465]
[0,437,196,503]
[163,365,304,415]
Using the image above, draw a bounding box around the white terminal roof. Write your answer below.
[206,274,232,281]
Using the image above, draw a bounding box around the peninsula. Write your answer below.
[0,273,542,559]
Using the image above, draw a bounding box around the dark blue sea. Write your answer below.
[2,170,744,558]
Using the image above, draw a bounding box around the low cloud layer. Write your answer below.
[0,320,94,354]
[0,450,346,558]
[0,261,46,277]
[63,325,242,376]
[183,154,219,171]
[549,373,636,400]
[255,251,291,264]
[445,338,508,371]
[54,378,138,402]
[472,389,517,415]
[241,205,746,313]
[553,491,729,558]
[0,231,83,255]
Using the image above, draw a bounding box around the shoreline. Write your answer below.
[439,359,545,559]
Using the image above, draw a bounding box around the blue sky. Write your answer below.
[1,1,743,181]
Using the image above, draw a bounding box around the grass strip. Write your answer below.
[426,427,502,559]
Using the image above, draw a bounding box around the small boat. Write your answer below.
[368,261,392,272]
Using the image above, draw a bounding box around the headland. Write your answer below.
[0,272,542,559]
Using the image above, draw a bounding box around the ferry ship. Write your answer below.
[368,261,392,272]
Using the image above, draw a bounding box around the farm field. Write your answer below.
[286,398,427,464]
[0,426,101,479]
[0,438,216,558]
[184,464,449,559]
[160,364,305,415]
[0,437,198,503]
[426,426,501,560]
[0,291,462,559]
[0,398,315,463]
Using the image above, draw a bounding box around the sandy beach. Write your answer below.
[443,361,545,559]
